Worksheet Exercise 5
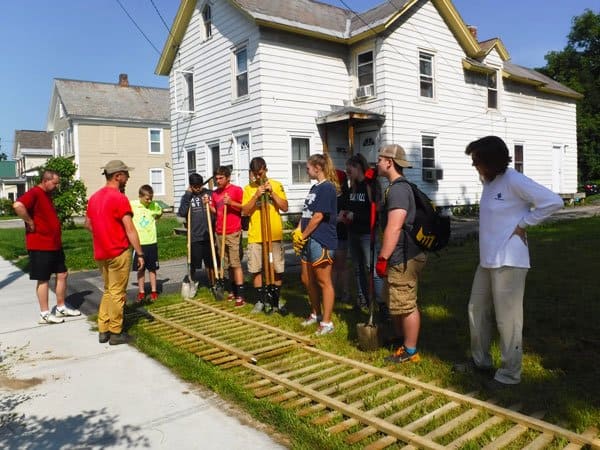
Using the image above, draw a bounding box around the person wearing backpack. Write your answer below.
[455,136,563,389]
[375,144,427,363]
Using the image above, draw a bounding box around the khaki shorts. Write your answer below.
[215,231,242,269]
[247,241,285,274]
[384,253,427,315]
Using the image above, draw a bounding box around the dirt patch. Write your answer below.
[0,374,43,390]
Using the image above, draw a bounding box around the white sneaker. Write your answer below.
[315,322,334,336]
[39,313,64,324]
[301,314,321,327]
[55,306,81,317]
[251,301,264,313]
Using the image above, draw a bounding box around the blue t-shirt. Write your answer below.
[301,180,337,249]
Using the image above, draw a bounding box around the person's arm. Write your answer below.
[379,208,407,260]
[301,212,324,240]
[267,181,288,212]
[242,186,264,216]
[177,191,192,217]
[12,201,34,232]
[122,214,145,269]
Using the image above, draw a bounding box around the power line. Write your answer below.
[115,0,162,55]
[148,0,175,40]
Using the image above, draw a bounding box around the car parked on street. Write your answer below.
[583,182,599,195]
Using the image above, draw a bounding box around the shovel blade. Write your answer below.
[356,323,379,352]
[181,275,192,299]
[212,280,225,301]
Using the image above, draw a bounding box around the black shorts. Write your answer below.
[133,244,159,271]
[191,241,214,271]
[29,249,67,281]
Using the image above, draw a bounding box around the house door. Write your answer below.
[552,145,563,193]
[358,131,378,164]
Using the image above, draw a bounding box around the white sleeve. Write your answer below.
[512,173,563,228]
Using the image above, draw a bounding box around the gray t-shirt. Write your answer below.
[382,177,421,265]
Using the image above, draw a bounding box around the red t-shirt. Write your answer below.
[86,186,133,260]
[211,184,242,234]
[16,186,62,251]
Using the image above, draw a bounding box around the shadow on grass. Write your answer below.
[0,392,150,449]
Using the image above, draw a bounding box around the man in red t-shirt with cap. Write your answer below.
[13,170,81,324]
[85,160,144,345]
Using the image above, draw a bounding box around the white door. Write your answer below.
[552,145,563,192]
[235,134,250,186]
[358,130,378,164]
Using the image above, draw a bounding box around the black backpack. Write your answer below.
[385,178,451,253]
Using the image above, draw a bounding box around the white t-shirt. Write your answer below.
[479,168,563,268]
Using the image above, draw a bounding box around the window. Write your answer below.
[357,50,374,94]
[149,169,165,195]
[59,102,65,118]
[291,137,310,184]
[175,70,195,112]
[235,47,248,98]
[421,135,435,168]
[514,144,524,173]
[186,145,196,175]
[487,71,498,109]
[149,129,163,154]
[209,143,220,175]
[202,4,212,40]
[419,52,434,98]
[59,131,65,156]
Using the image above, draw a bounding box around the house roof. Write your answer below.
[12,130,53,159]
[316,106,385,125]
[156,0,580,100]
[502,62,583,99]
[53,78,169,124]
[0,161,17,178]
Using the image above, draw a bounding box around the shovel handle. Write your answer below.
[220,203,227,279]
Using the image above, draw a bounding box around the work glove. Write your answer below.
[292,229,307,256]
[364,167,376,181]
[375,256,388,278]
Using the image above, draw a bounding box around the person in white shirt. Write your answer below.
[459,135,563,389]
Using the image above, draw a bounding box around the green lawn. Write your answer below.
[2,215,598,446]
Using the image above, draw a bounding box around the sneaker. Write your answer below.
[234,297,246,307]
[484,378,513,391]
[98,331,110,343]
[263,302,273,314]
[227,293,236,302]
[136,292,146,302]
[150,292,158,302]
[39,313,64,324]
[385,346,420,363]
[109,333,129,346]
[301,314,321,327]
[315,322,334,336]
[276,303,288,316]
[251,301,264,313]
[55,306,81,317]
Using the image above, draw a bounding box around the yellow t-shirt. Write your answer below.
[242,179,287,243]
[130,199,162,245]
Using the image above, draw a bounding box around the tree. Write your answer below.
[39,157,87,228]
[0,152,7,161]
[538,9,600,182]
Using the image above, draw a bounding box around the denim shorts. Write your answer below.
[301,237,335,267]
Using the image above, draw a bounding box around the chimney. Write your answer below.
[466,25,478,40]
[118,73,129,87]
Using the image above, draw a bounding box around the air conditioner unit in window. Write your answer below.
[356,84,374,98]
[422,168,443,182]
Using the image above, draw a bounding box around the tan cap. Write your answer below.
[101,160,134,175]
[378,144,412,168]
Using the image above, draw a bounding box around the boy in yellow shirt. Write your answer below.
[131,185,163,302]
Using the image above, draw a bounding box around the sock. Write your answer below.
[40,310,49,316]
[405,346,417,355]
[57,305,65,311]
[236,284,245,299]
[320,321,333,327]
[254,287,264,303]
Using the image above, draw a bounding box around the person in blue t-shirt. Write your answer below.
[294,153,339,336]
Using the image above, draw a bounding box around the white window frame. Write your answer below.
[356,49,374,98]
[487,70,498,109]
[201,3,212,41]
[149,168,165,196]
[148,128,163,154]
[233,45,248,99]
[175,69,195,113]
[419,51,435,99]
[290,135,311,185]
[421,134,436,169]
[207,141,220,176]
[514,142,524,173]
[185,144,197,175]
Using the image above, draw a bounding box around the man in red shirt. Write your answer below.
[13,170,81,324]
[85,160,144,345]
[210,166,245,306]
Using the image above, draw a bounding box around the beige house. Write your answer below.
[12,130,54,193]
[46,74,174,206]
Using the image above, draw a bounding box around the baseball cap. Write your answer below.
[378,144,412,168]
[101,160,134,175]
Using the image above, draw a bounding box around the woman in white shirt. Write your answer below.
[461,135,563,389]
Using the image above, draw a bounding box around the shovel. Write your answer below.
[181,206,198,299]
[357,200,379,351]
[206,201,225,300]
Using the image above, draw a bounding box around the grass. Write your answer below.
[2,214,599,446]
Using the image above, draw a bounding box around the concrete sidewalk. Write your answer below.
[0,257,286,449]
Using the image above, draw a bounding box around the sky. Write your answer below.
[0,0,596,158]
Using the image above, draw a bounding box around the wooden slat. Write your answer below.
[365,435,398,450]
[563,427,600,449]
[481,411,545,450]
[446,415,505,448]
[522,432,555,450]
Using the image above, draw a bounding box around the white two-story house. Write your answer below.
[156,0,581,211]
